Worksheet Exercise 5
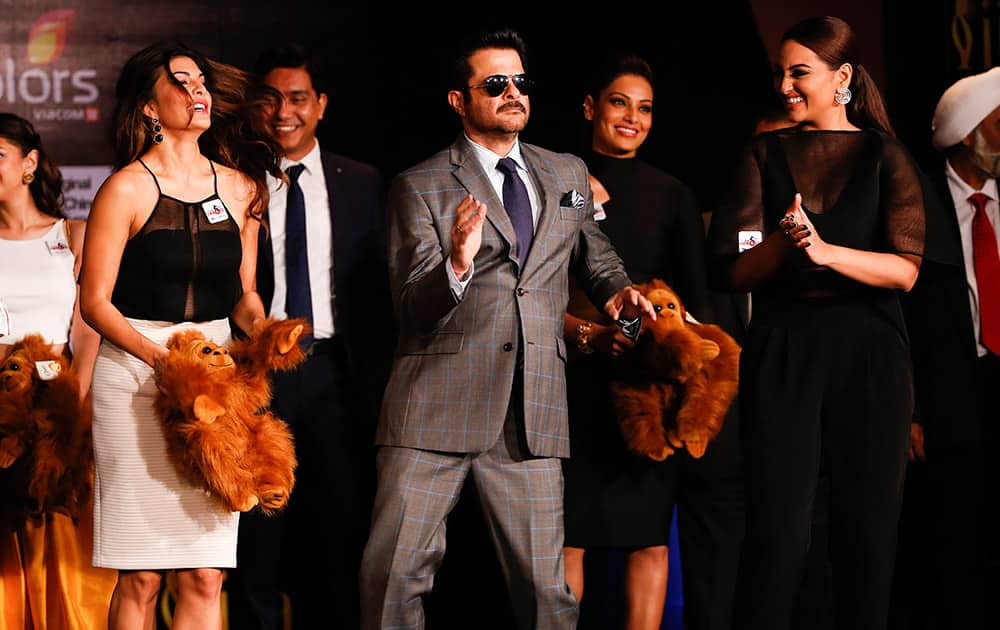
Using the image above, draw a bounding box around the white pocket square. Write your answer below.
[561,189,586,209]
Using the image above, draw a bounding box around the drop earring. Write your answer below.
[151,117,164,144]
[834,86,852,105]
[22,172,34,184]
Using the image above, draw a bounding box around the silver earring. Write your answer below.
[834,87,852,105]
[151,117,164,144]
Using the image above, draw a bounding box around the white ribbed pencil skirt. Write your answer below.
[91,317,239,569]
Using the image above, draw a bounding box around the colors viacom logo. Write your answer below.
[0,8,99,122]
[28,9,76,64]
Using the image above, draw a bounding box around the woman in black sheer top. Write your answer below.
[79,41,281,629]
[706,16,925,630]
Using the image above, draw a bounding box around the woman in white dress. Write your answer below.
[79,41,281,629]
[0,112,117,629]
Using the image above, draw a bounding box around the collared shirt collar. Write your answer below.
[464,134,525,172]
[945,158,999,203]
[281,138,322,176]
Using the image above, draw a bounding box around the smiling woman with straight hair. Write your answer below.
[707,15,926,630]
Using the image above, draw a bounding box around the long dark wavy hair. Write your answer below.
[110,40,282,219]
[0,112,64,218]
[781,15,895,137]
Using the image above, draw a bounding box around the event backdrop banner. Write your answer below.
[1,1,290,218]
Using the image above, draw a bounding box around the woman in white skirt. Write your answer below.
[79,41,282,629]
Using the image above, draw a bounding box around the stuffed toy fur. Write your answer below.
[153,318,308,514]
[0,334,92,526]
[610,279,740,461]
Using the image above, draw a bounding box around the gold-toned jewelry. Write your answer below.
[22,171,34,184]
[575,321,595,354]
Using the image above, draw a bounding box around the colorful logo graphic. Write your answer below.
[27,9,77,65]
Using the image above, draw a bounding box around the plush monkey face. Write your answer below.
[643,284,687,331]
[0,335,64,395]
[0,352,35,395]
[184,338,235,372]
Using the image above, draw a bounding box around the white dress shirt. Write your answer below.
[945,159,999,357]
[266,139,336,338]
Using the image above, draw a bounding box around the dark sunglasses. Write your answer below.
[465,73,533,97]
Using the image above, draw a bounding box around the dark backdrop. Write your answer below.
[221,0,773,214]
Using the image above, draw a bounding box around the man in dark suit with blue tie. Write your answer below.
[227,43,393,630]
[898,67,1000,630]
[358,28,655,630]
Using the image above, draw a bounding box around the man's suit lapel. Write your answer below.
[322,150,347,304]
[930,168,981,360]
[521,145,559,271]
[928,168,965,268]
[450,140,519,265]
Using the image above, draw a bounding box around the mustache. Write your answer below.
[498,101,526,113]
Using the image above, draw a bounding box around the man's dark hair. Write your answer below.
[450,28,528,91]
[254,42,329,95]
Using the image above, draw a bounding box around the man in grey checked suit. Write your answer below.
[359,28,655,630]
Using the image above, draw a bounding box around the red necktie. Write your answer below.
[970,192,1000,354]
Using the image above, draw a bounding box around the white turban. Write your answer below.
[932,66,1000,149]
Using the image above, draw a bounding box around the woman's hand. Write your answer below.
[149,343,170,372]
[779,193,833,266]
[590,323,636,357]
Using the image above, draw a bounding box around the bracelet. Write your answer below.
[617,315,642,340]
[575,322,595,354]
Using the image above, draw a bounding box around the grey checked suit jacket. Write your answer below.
[377,135,631,458]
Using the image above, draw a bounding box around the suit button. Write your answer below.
[503,342,514,352]
[516,288,526,296]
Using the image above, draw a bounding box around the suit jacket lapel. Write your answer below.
[521,145,559,271]
[930,168,981,359]
[450,139,519,263]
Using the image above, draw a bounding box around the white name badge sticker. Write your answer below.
[45,239,72,256]
[35,360,62,381]
[202,200,229,224]
[738,230,763,252]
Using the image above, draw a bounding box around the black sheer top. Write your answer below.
[707,129,925,303]
[111,160,243,322]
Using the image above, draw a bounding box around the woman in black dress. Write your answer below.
[706,16,925,630]
[561,53,709,630]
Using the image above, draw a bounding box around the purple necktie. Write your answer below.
[497,157,534,266]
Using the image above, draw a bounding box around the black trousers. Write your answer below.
[228,337,376,630]
[733,302,912,630]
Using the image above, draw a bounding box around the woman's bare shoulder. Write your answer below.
[216,163,259,216]
[89,162,158,219]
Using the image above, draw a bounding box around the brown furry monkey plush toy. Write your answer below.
[0,334,92,526]
[153,318,308,514]
[610,279,740,461]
